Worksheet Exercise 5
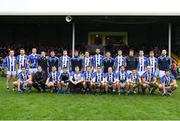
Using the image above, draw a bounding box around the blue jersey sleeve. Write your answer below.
[2,57,7,69]
[48,73,52,78]
[161,76,166,83]
[115,72,119,79]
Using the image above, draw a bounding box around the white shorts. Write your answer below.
[159,70,165,78]
[48,82,55,86]
[7,71,16,76]
[120,82,126,88]
[29,68,37,74]
[138,71,145,77]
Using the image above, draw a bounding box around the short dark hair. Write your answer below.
[106,51,111,54]
[149,50,154,53]
[97,65,101,68]
[63,67,67,70]
[118,49,122,52]
[21,66,26,69]
[20,48,25,51]
[165,69,171,72]
[52,65,56,68]
[86,66,91,69]
[129,49,134,52]
[75,66,79,68]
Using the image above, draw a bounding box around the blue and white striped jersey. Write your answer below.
[17,55,28,69]
[2,56,17,71]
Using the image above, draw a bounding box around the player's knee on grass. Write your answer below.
[13,81,18,86]
[28,81,32,85]
[158,84,163,90]
[90,83,94,89]
[47,83,52,88]
[112,84,116,89]
[142,83,147,88]
[116,82,120,86]
[83,82,86,87]
[172,84,178,90]
[12,75,16,79]
[153,82,158,88]
[105,83,108,87]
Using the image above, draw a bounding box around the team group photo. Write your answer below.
[0,1,180,119]
[2,48,178,96]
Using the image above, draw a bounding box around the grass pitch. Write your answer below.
[0,77,180,120]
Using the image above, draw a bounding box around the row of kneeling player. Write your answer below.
[13,65,178,96]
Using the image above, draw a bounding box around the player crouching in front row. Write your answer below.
[58,67,71,94]
[141,66,158,95]
[82,66,94,94]
[128,69,142,95]
[115,66,129,95]
[13,66,33,93]
[69,66,84,93]
[46,66,60,93]
[103,67,117,94]
[159,69,178,96]
[91,66,104,94]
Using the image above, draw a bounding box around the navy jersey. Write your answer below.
[115,71,128,83]
[2,56,17,71]
[158,55,172,71]
[59,72,70,82]
[92,72,104,83]
[142,72,155,82]
[47,56,59,71]
[38,56,48,71]
[71,56,83,71]
[17,55,28,69]
[161,74,175,86]
[104,72,115,84]
[33,71,46,83]
[102,57,114,73]
[126,56,138,70]
[28,54,39,68]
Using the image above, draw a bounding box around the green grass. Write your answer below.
[0,77,180,120]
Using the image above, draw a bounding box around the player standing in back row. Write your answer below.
[17,48,28,75]
[2,50,17,91]
[158,49,172,78]
[126,49,138,74]
[92,48,104,72]
[28,48,39,74]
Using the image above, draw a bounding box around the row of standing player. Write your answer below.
[1,48,176,95]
